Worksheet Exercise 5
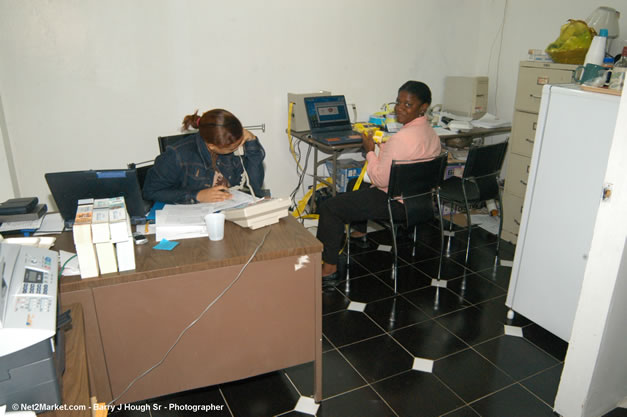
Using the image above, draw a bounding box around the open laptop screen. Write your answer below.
[304,95,352,132]
[45,169,150,224]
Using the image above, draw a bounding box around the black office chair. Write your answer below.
[346,152,448,293]
[158,132,196,154]
[127,161,154,194]
[439,140,509,265]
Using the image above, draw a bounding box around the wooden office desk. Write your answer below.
[289,126,511,212]
[42,304,91,417]
[57,216,323,404]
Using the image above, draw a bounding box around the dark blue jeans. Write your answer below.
[316,181,405,265]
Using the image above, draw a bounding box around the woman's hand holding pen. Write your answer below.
[196,186,233,203]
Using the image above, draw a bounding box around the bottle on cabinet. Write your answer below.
[608,47,627,91]
[584,29,608,66]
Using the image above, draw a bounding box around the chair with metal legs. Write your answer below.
[346,152,448,292]
[439,140,509,266]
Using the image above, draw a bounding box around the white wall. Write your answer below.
[0,0,625,209]
[0,94,18,201]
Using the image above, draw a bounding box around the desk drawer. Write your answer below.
[515,67,574,113]
[505,153,531,198]
[502,192,523,238]
[510,111,538,157]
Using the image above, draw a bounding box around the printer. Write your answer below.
[0,243,63,410]
[443,76,488,120]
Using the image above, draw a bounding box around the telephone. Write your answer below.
[0,243,62,410]
[0,242,59,357]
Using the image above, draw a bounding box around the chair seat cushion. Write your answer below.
[439,176,480,203]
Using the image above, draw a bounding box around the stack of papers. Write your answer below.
[0,212,65,235]
[155,190,256,241]
[471,113,511,129]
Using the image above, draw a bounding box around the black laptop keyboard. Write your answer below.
[314,130,357,139]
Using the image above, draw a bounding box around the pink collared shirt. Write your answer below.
[365,116,441,194]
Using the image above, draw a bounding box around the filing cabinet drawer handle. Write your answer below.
[520,179,527,186]
[530,94,542,100]
[532,122,537,130]
[514,219,520,226]
[525,138,535,144]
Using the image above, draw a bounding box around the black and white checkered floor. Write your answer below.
[111,221,627,417]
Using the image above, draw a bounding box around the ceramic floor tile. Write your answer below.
[520,364,564,407]
[413,256,467,280]
[335,274,395,304]
[373,264,432,294]
[475,296,532,327]
[322,335,334,353]
[446,272,505,304]
[390,319,469,360]
[372,370,464,417]
[322,288,350,315]
[344,258,371,279]
[441,406,481,417]
[317,386,396,417]
[436,305,504,346]
[220,371,300,417]
[151,385,230,416]
[396,241,441,264]
[339,334,413,383]
[279,412,313,417]
[402,286,470,319]
[523,323,569,362]
[415,223,454,249]
[469,384,556,417]
[283,350,366,399]
[364,295,430,332]
[476,264,512,291]
[474,335,559,380]
[448,244,501,274]
[322,309,384,348]
[433,348,514,403]
[351,250,406,274]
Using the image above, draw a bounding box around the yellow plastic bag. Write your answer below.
[545,19,596,64]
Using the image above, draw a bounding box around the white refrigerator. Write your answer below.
[505,84,620,342]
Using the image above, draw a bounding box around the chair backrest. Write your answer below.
[158,132,196,154]
[462,140,509,200]
[127,161,153,192]
[388,152,448,227]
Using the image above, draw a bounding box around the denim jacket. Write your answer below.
[142,133,265,204]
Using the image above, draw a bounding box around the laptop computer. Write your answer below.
[45,168,151,226]
[304,95,363,146]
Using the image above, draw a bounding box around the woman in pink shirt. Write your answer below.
[317,81,441,281]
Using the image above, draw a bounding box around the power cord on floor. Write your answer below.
[107,229,272,406]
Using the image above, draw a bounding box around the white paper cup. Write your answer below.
[204,212,226,241]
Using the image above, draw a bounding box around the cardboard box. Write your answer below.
[325,159,363,193]
[444,162,465,180]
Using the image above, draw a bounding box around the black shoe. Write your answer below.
[352,235,369,249]
[322,271,341,289]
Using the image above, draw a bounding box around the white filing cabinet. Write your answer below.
[502,61,577,244]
